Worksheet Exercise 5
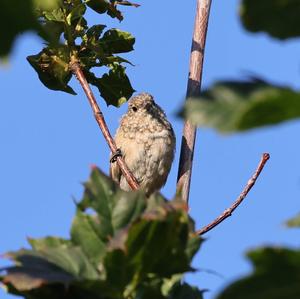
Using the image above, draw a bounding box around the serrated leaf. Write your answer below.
[215,247,300,299]
[286,213,300,228]
[99,29,135,54]
[126,203,198,276]
[77,167,118,239]
[103,201,201,290]
[36,247,99,279]
[240,0,300,40]
[1,250,74,291]
[1,168,202,298]
[77,167,146,237]
[28,236,71,250]
[71,210,107,264]
[27,47,76,95]
[112,191,146,230]
[181,79,300,133]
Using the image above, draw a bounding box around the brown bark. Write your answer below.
[197,153,270,235]
[177,0,213,203]
[69,60,139,190]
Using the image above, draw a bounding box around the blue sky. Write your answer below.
[1,1,300,298]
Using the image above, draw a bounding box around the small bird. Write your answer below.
[110,92,176,196]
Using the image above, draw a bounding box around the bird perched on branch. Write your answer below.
[110,92,175,196]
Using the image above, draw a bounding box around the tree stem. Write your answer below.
[176,0,213,203]
[197,153,270,235]
[69,59,139,190]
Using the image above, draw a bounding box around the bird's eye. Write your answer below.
[132,106,138,112]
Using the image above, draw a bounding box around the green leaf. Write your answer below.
[240,0,300,40]
[181,79,300,133]
[76,167,147,249]
[85,24,107,44]
[112,191,146,230]
[215,247,300,299]
[28,236,71,250]
[0,0,61,56]
[103,201,201,289]
[0,245,100,295]
[125,202,199,277]
[86,0,123,20]
[66,3,86,25]
[1,168,201,299]
[87,64,134,106]
[86,0,140,21]
[71,211,107,264]
[77,167,146,237]
[38,247,99,279]
[1,250,74,291]
[116,1,140,8]
[33,0,61,11]
[81,26,134,66]
[27,47,76,95]
[77,167,118,239]
[286,213,300,228]
[41,8,65,22]
[169,282,204,299]
[101,55,134,66]
[0,0,39,56]
[39,21,65,45]
[99,29,135,54]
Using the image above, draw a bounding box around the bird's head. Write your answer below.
[127,92,155,116]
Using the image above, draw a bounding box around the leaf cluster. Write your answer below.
[25,0,137,106]
[0,168,203,299]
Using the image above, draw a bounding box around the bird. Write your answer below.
[110,92,176,196]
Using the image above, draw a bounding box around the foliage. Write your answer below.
[0,0,44,57]
[180,1,300,133]
[286,213,300,228]
[215,247,300,299]
[2,1,300,299]
[1,0,137,106]
[180,78,300,133]
[240,0,300,40]
[215,213,300,299]
[0,168,203,299]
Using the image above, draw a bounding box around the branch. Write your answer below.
[197,153,270,235]
[176,0,213,203]
[69,58,139,190]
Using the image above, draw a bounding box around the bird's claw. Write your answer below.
[110,148,122,163]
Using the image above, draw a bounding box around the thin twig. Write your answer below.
[69,58,139,190]
[176,0,213,204]
[197,153,270,235]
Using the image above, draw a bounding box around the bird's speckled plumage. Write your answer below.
[110,93,175,196]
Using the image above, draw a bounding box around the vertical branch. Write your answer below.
[176,0,213,203]
[69,59,139,190]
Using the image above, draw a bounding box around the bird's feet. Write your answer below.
[110,148,122,163]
